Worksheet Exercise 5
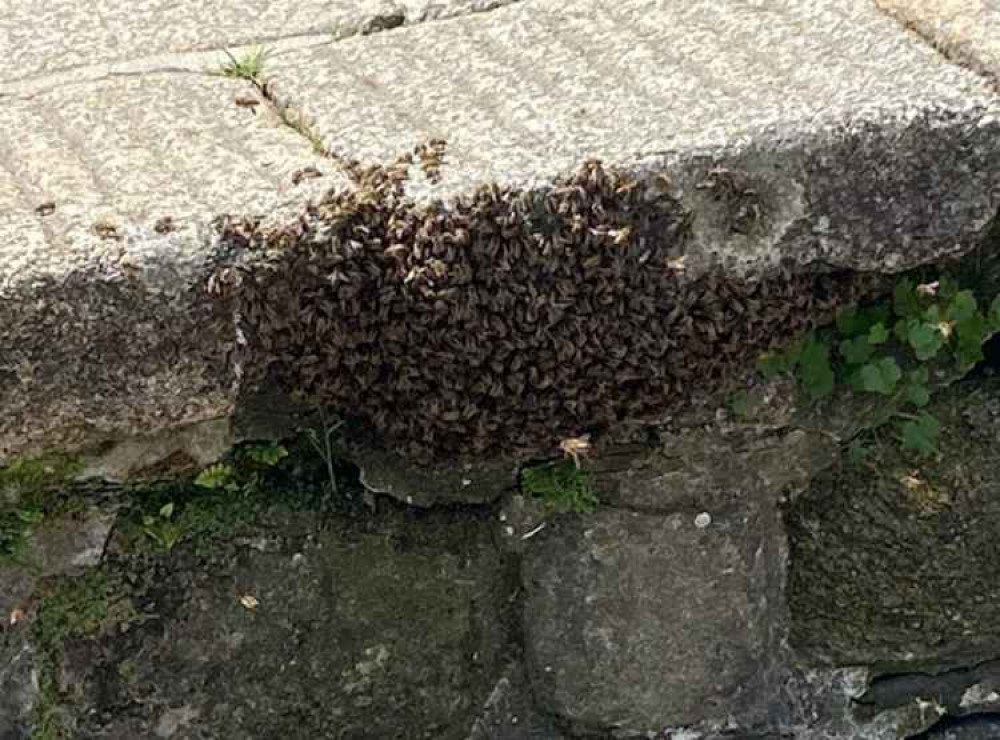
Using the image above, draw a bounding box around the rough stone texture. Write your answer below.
[266,0,1000,277]
[13,504,514,740]
[2,0,999,467]
[877,0,1000,88]
[788,377,1000,674]
[0,508,116,617]
[0,0,523,86]
[924,718,1000,740]
[0,72,333,462]
[520,504,787,736]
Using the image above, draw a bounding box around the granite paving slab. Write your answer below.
[877,0,1000,88]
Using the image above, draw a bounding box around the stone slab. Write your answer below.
[265,0,1000,275]
[520,505,786,735]
[0,0,522,85]
[0,72,336,460]
[877,0,1000,88]
[2,0,1000,466]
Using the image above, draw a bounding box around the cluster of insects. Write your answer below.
[211,153,878,461]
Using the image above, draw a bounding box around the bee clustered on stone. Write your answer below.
[212,157,878,461]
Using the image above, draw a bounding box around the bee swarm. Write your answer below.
[213,157,878,461]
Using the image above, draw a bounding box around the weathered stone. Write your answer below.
[0,73,333,464]
[0,630,36,740]
[266,0,1000,277]
[357,447,516,507]
[788,377,1000,673]
[0,0,524,86]
[30,505,513,739]
[925,718,1000,740]
[3,0,999,465]
[520,504,786,736]
[877,0,1000,88]
[76,418,234,482]
[467,662,569,740]
[0,508,116,617]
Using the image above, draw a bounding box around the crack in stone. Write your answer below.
[0,1,529,101]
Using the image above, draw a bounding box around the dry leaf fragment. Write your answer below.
[239,594,259,610]
[559,435,591,468]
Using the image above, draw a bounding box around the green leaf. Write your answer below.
[946,290,978,323]
[15,509,44,525]
[907,321,944,361]
[839,336,876,365]
[244,443,288,467]
[858,357,901,395]
[923,304,942,324]
[899,413,941,456]
[902,382,930,407]
[159,502,175,519]
[955,313,988,370]
[836,307,860,336]
[194,463,235,490]
[798,337,834,400]
[893,279,922,319]
[894,319,909,344]
[989,295,1000,331]
[867,323,889,345]
[836,305,890,337]
[937,274,960,302]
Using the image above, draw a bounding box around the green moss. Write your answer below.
[522,460,599,514]
[0,453,82,496]
[0,454,84,560]
[30,570,138,739]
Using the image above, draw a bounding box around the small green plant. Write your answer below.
[0,507,44,559]
[219,46,271,81]
[758,274,1000,456]
[141,502,182,551]
[304,411,344,497]
[522,460,599,514]
[194,462,239,491]
[31,570,137,738]
[242,441,288,467]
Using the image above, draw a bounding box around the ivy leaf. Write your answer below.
[902,382,930,407]
[837,305,891,337]
[798,337,834,400]
[899,414,941,456]
[946,290,978,323]
[989,295,1000,331]
[867,322,889,345]
[858,357,901,395]
[839,335,876,365]
[894,319,909,344]
[953,315,987,371]
[893,279,922,319]
[907,321,944,361]
[937,274,960,302]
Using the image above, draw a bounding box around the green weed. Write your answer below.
[522,460,599,514]
[758,274,1000,457]
[219,46,271,81]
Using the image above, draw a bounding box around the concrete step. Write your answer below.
[1,0,999,463]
